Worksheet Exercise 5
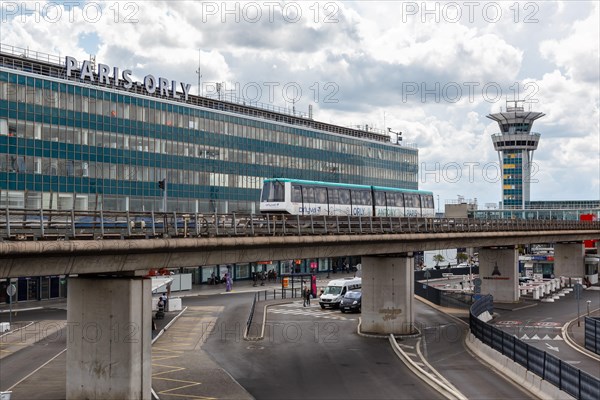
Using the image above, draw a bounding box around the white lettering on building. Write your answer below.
[65,56,191,101]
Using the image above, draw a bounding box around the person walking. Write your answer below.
[302,286,308,307]
[304,287,311,306]
[160,293,168,312]
[225,272,232,292]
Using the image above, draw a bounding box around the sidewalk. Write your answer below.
[0,271,344,315]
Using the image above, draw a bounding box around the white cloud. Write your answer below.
[0,0,597,206]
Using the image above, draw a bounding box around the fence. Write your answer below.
[470,296,600,400]
[1,208,598,241]
[585,317,600,355]
[414,266,478,308]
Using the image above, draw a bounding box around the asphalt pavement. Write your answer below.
[1,275,598,400]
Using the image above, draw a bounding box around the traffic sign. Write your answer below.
[6,284,16,297]
[424,270,431,279]
[574,283,583,299]
[473,278,482,286]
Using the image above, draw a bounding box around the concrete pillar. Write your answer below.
[67,276,151,400]
[553,242,585,278]
[361,255,415,335]
[479,247,518,303]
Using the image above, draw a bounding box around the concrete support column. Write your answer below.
[67,276,151,400]
[361,255,415,335]
[553,242,585,278]
[479,247,518,303]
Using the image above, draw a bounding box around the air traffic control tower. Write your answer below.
[487,100,545,209]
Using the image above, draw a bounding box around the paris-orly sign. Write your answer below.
[65,56,192,101]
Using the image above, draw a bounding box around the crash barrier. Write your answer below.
[414,266,479,308]
[585,317,600,355]
[470,295,600,400]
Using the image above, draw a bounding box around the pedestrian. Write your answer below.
[210,271,216,285]
[160,292,168,311]
[304,287,311,306]
[225,272,232,292]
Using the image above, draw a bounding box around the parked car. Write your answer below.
[339,290,362,313]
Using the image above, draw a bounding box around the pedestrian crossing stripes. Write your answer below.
[268,302,357,321]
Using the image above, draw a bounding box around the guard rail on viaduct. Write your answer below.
[1,209,599,279]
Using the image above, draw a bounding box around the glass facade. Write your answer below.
[0,49,419,213]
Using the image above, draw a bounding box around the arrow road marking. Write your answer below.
[545,343,559,352]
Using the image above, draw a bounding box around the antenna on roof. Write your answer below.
[196,49,202,96]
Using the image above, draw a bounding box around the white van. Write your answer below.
[319,277,361,309]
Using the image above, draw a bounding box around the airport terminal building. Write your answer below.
[0,44,420,301]
[0,44,418,214]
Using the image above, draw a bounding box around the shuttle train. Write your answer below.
[260,178,435,217]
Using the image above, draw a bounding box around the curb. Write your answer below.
[389,334,468,400]
[151,306,188,345]
[244,299,294,341]
[561,311,600,362]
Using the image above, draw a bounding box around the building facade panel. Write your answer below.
[0,50,419,213]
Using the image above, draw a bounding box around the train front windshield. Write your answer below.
[261,181,285,202]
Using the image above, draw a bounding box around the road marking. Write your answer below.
[545,343,559,352]
[268,308,353,320]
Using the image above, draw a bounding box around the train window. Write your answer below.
[406,194,421,208]
[329,189,339,204]
[362,190,372,205]
[421,195,434,208]
[395,193,404,207]
[292,185,302,202]
[262,180,285,202]
[375,191,386,206]
[315,187,327,203]
[351,190,361,205]
[339,189,350,205]
[303,186,315,203]
[351,190,371,205]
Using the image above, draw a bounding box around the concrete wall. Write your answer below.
[66,276,151,400]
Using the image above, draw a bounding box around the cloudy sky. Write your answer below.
[2,0,598,209]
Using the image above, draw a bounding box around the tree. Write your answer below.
[433,254,445,267]
[456,252,468,264]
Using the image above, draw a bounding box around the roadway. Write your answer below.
[0,282,597,399]
[208,299,443,399]
[491,287,600,378]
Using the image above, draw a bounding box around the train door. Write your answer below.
[405,193,421,217]
[420,194,435,217]
[291,184,303,214]
[374,190,387,216]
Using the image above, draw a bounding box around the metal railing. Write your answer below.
[0,208,598,241]
[585,317,600,355]
[470,296,600,400]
